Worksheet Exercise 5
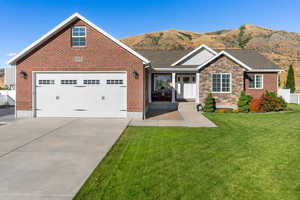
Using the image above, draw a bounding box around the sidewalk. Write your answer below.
[130,102,216,127]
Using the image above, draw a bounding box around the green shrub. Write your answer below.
[285,64,295,92]
[203,93,216,112]
[237,91,253,112]
[260,91,287,112]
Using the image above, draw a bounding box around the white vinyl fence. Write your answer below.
[278,89,300,104]
[0,90,15,106]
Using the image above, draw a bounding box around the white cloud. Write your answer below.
[6,52,17,57]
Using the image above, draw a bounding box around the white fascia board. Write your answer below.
[7,13,79,65]
[153,68,198,71]
[170,44,218,66]
[7,13,150,65]
[197,51,253,71]
[248,69,284,72]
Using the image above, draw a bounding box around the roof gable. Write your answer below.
[197,51,253,71]
[171,44,217,66]
[7,13,150,65]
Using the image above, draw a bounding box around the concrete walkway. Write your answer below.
[0,118,129,200]
[130,102,216,127]
[0,107,15,123]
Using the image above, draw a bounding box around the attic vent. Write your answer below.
[74,56,83,62]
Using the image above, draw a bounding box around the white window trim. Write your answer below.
[211,73,232,93]
[248,74,264,89]
[72,26,87,47]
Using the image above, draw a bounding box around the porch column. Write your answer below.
[172,72,176,103]
[148,71,152,103]
[196,72,200,103]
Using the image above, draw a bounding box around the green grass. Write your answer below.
[74,104,300,200]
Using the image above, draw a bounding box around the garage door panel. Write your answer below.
[35,72,127,118]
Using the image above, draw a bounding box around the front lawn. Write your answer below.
[75,104,300,200]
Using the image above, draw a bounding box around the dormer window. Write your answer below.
[72,26,86,47]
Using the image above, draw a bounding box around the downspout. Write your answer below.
[143,62,151,120]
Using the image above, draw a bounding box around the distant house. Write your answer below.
[4,66,15,89]
[0,69,4,88]
[7,13,283,118]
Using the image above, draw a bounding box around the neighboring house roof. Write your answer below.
[7,13,150,65]
[214,49,281,71]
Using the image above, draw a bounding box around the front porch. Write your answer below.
[147,71,200,104]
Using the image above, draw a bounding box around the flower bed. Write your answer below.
[203,91,287,113]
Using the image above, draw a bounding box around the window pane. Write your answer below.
[72,27,86,47]
[72,27,86,36]
[255,75,262,88]
[212,74,221,92]
[222,74,230,92]
[183,77,190,83]
[248,74,255,88]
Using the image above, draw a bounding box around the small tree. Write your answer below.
[237,25,253,49]
[285,64,295,92]
[203,93,216,112]
[237,91,252,112]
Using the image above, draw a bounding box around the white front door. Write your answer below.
[34,72,127,118]
[176,75,196,99]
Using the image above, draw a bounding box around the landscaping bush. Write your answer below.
[249,98,263,112]
[203,93,216,112]
[260,91,287,112]
[237,91,253,112]
[217,109,227,113]
[232,109,239,113]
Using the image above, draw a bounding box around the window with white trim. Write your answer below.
[212,73,231,93]
[61,80,77,85]
[248,74,263,89]
[83,80,100,85]
[38,80,55,85]
[107,80,123,85]
[72,26,86,47]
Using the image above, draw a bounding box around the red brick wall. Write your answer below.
[16,19,145,113]
[245,72,278,98]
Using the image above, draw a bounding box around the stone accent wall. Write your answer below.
[199,55,245,108]
[0,76,4,88]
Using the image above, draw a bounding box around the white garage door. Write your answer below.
[34,72,127,118]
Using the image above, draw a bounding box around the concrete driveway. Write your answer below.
[0,106,15,123]
[0,118,129,200]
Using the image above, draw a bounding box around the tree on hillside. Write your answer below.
[237,25,253,49]
[285,64,296,92]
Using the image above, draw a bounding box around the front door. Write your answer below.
[176,75,196,99]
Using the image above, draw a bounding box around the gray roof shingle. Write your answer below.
[137,49,280,70]
[137,50,193,68]
[214,49,280,70]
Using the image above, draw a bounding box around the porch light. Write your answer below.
[132,71,139,79]
[19,71,28,79]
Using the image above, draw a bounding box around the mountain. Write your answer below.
[121,24,300,90]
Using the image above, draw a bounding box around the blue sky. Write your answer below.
[1,0,300,66]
